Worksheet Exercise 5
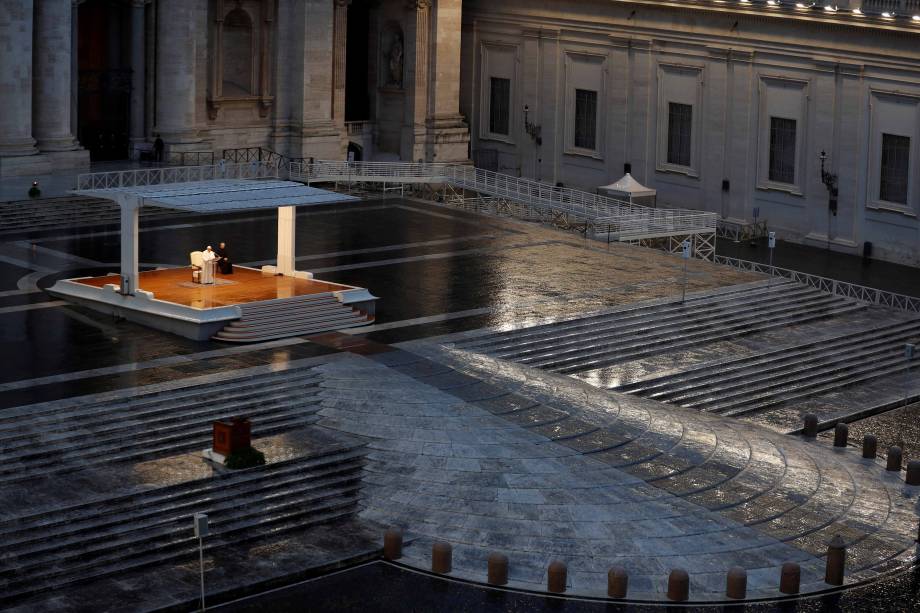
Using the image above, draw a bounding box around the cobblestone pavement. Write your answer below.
[310,342,920,601]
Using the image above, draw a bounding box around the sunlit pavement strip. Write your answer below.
[308,343,920,601]
[0,337,308,393]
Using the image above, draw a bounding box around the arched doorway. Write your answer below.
[347,142,363,162]
[77,0,131,161]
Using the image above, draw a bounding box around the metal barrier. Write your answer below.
[714,255,920,313]
[75,161,280,191]
[291,160,718,257]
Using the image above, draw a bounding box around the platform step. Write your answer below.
[214,294,372,343]
[0,444,366,605]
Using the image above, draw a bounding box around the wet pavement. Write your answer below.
[3,194,920,611]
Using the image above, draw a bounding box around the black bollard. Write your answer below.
[863,435,877,459]
[887,446,903,472]
[833,423,849,448]
[803,414,818,438]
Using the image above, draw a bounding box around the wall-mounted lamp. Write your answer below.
[819,149,838,216]
[523,104,542,146]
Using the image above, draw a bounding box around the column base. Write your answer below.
[401,117,471,163]
[273,122,346,161]
[45,148,90,171]
[0,154,52,178]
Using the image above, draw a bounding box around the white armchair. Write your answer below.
[190,251,203,283]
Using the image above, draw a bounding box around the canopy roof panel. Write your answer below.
[598,173,656,198]
[72,179,359,213]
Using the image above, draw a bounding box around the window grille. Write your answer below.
[880,133,910,205]
[768,117,797,184]
[574,89,598,150]
[667,102,692,167]
[489,77,511,136]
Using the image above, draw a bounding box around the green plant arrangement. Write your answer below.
[223,446,266,470]
[28,181,40,198]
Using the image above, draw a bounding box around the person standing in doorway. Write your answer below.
[153,133,164,164]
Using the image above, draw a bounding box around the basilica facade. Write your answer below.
[1,0,919,265]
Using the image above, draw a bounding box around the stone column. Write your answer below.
[401,0,430,161]
[0,0,50,176]
[276,206,297,276]
[33,0,88,168]
[155,0,200,145]
[332,0,348,125]
[70,0,79,147]
[129,0,147,153]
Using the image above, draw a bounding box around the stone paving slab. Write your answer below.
[366,338,920,601]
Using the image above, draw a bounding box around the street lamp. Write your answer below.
[523,105,542,145]
[819,149,839,216]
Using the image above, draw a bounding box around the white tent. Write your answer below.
[598,173,656,207]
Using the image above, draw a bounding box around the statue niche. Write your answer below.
[381,26,404,89]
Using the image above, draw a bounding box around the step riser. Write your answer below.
[557,304,865,375]
[460,281,798,349]
[1,397,322,463]
[0,387,322,449]
[515,294,848,365]
[3,472,365,562]
[472,284,806,353]
[543,302,860,373]
[654,340,920,403]
[0,367,321,424]
[624,325,920,395]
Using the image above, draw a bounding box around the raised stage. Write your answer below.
[75,266,350,309]
[48,166,378,342]
[50,266,377,342]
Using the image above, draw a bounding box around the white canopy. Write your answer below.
[73,179,358,213]
[598,173,656,198]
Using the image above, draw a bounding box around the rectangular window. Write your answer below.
[574,89,598,150]
[667,102,692,167]
[489,77,511,136]
[768,117,797,184]
[880,133,910,204]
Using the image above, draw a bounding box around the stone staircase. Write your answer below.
[0,366,324,483]
[0,445,366,605]
[457,281,864,375]
[0,362,369,606]
[613,318,920,417]
[0,195,177,236]
[213,293,373,343]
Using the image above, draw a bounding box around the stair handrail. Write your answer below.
[714,255,920,313]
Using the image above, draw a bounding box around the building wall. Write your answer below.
[461,0,920,265]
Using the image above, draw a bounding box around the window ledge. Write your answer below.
[656,164,699,179]
[564,147,603,161]
[867,202,917,218]
[480,134,516,146]
[755,182,804,197]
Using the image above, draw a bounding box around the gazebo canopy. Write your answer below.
[73,179,358,213]
[598,173,656,198]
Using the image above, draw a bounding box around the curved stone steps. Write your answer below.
[486,282,809,360]
[549,301,863,375]
[456,280,789,352]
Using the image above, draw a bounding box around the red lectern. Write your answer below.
[212,417,251,456]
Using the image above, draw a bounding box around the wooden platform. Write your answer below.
[76,266,351,309]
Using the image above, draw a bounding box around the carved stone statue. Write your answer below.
[387,32,404,88]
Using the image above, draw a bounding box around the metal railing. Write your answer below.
[292,160,718,241]
[165,151,215,167]
[345,121,373,136]
[714,255,920,313]
[222,147,307,166]
[75,161,280,191]
[717,218,769,242]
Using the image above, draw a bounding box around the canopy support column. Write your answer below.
[118,195,140,295]
[277,206,296,276]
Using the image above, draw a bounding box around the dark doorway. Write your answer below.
[78,0,131,161]
[345,1,370,122]
[347,142,363,162]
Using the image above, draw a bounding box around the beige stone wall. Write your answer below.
[462,0,920,265]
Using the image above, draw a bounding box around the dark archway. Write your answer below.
[78,0,132,161]
[347,142,363,162]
